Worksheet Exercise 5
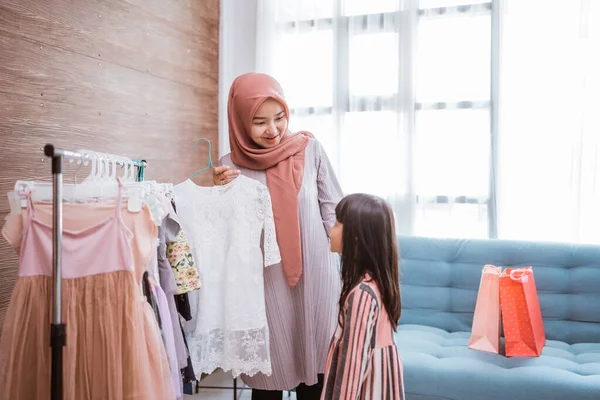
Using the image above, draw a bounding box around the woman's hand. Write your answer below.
[213,165,241,186]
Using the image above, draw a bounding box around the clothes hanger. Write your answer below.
[12,150,95,202]
[98,154,108,181]
[124,157,134,182]
[189,138,215,180]
[69,151,111,200]
[73,153,90,184]
[109,155,118,181]
[76,153,145,207]
[82,150,99,183]
[71,151,130,200]
[115,155,126,181]
[15,150,145,207]
[123,157,134,182]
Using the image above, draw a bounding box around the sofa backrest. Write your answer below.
[398,236,600,344]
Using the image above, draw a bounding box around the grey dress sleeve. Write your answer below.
[157,202,182,294]
[315,140,343,237]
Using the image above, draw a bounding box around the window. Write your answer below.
[416,12,490,103]
[268,0,494,239]
[273,31,334,109]
[414,2,492,238]
[258,0,600,244]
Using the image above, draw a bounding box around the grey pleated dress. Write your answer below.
[220,138,343,391]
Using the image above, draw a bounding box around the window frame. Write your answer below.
[279,1,499,238]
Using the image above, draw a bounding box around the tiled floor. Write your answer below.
[184,370,297,399]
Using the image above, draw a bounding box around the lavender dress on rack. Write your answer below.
[220,138,343,391]
[156,203,190,368]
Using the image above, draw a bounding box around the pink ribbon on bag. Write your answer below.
[509,268,530,283]
[483,264,502,275]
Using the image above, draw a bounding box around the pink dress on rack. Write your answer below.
[0,186,175,400]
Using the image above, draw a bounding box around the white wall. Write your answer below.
[218,0,259,157]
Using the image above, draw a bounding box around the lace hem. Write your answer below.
[192,360,272,379]
[187,326,272,378]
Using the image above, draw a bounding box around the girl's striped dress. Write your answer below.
[321,277,405,400]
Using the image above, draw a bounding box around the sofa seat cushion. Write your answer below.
[395,324,600,400]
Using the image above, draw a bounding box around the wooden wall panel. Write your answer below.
[0,0,220,331]
[0,34,212,123]
[0,1,219,87]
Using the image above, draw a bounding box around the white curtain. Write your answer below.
[255,0,600,244]
[497,0,600,244]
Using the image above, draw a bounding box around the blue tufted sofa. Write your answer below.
[395,236,600,400]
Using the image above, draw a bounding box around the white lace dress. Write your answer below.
[173,175,281,377]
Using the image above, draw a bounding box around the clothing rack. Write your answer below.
[42,144,146,400]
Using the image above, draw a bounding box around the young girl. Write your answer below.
[322,193,405,400]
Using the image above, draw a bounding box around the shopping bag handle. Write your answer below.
[483,265,502,275]
[509,269,529,283]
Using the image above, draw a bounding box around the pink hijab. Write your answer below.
[228,73,311,288]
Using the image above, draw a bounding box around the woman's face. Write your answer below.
[330,219,343,254]
[250,98,288,149]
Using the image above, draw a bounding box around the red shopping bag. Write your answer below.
[499,267,546,357]
[468,265,502,353]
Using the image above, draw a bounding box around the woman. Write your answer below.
[214,72,343,399]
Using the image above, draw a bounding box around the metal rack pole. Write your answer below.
[44,144,66,400]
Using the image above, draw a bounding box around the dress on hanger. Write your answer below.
[167,229,201,294]
[157,201,193,366]
[173,175,281,378]
[0,186,175,400]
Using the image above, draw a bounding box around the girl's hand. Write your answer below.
[213,165,240,186]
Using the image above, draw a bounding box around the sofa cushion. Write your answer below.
[396,324,600,400]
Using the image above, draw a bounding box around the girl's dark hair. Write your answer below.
[335,193,401,330]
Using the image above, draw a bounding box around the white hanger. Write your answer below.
[97,153,106,181]
[82,151,97,183]
[123,157,132,182]
[73,153,88,184]
[11,149,152,213]
[128,158,136,182]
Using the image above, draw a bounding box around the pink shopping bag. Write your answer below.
[468,265,502,353]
